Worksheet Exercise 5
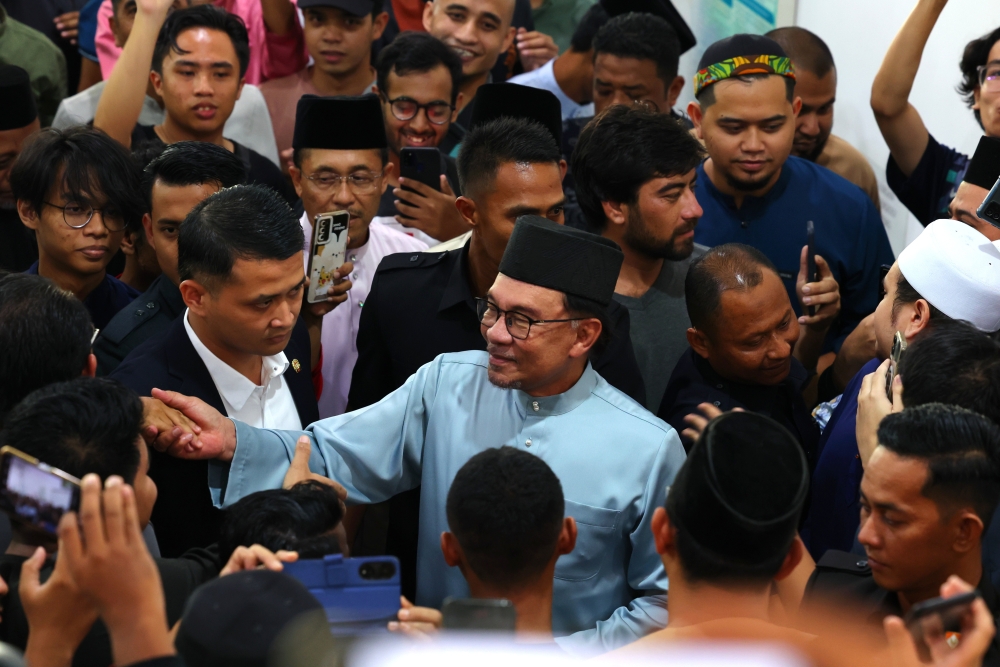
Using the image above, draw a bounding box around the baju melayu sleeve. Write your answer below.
[207,350,686,655]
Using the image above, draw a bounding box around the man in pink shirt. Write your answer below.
[94,0,306,84]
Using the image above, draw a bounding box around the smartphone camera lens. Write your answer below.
[359,561,396,580]
[986,201,1000,222]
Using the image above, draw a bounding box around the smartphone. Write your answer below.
[0,446,81,536]
[399,147,444,192]
[886,330,907,400]
[282,554,400,635]
[806,220,817,316]
[905,591,980,648]
[975,177,1000,229]
[441,598,516,632]
[307,211,349,304]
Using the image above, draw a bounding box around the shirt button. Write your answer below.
[713,401,721,407]
[531,401,539,412]
[146,302,155,309]
[525,439,532,447]
[856,560,868,568]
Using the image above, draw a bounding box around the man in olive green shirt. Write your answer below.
[0,3,67,126]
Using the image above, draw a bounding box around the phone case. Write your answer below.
[307,211,349,304]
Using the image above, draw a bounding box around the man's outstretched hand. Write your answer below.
[148,388,236,461]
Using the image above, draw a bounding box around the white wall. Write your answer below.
[671,0,1000,255]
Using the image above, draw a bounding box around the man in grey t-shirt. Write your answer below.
[571,104,706,412]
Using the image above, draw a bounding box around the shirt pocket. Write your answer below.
[554,500,621,583]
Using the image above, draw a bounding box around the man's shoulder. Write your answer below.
[375,248,456,277]
[98,281,178,346]
[590,376,675,438]
[53,81,104,126]
[806,549,882,604]
[787,155,876,209]
[109,317,185,389]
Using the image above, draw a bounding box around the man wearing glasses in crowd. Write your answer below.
[10,127,147,329]
[289,94,427,418]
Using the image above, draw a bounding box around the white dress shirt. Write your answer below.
[508,58,584,120]
[183,311,302,430]
[300,213,428,417]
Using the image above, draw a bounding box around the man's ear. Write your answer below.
[383,160,397,187]
[686,327,711,359]
[109,15,124,49]
[791,95,803,117]
[372,11,390,39]
[289,164,304,199]
[421,0,435,32]
[82,353,98,378]
[451,92,464,122]
[234,77,245,102]
[687,101,704,140]
[16,199,39,230]
[558,158,568,181]
[501,25,516,54]
[455,196,477,228]
[141,213,155,250]
[601,199,628,230]
[952,510,985,555]
[557,517,577,556]
[774,535,805,581]
[904,299,934,340]
[179,279,210,314]
[440,531,463,568]
[120,230,138,257]
[150,70,164,97]
[667,75,685,108]
[651,506,676,556]
[569,318,602,359]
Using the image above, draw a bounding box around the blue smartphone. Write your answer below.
[976,177,1000,229]
[282,554,400,635]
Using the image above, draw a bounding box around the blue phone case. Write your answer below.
[282,554,400,635]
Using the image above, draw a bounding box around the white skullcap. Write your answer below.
[897,220,1000,332]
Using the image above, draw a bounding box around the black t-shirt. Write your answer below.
[886,132,970,226]
[131,125,297,205]
[0,207,37,273]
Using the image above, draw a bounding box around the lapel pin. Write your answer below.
[292,359,301,373]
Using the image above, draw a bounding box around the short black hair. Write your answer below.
[457,117,561,200]
[959,27,1000,129]
[899,319,1000,425]
[685,243,779,333]
[572,104,704,234]
[446,447,564,590]
[893,272,948,323]
[375,31,463,105]
[142,141,247,212]
[0,274,94,424]
[302,0,384,21]
[153,5,251,80]
[219,481,344,564]
[177,184,304,285]
[592,13,680,88]
[696,72,796,108]
[569,3,609,53]
[766,27,835,78]
[0,377,143,484]
[9,126,145,232]
[878,403,1000,527]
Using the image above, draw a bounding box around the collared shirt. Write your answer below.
[26,262,138,330]
[658,348,820,466]
[0,4,67,127]
[183,310,302,430]
[211,350,686,655]
[298,214,427,417]
[509,58,585,120]
[53,81,281,167]
[693,156,895,349]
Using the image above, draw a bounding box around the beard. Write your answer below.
[723,163,780,193]
[487,369,522,390]
[793,132,830,162]
[623,205,696,262]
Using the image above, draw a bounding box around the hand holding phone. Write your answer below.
[307,211,349,304]
[976,177,1000,229]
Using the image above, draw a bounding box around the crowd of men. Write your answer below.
[2,0,1000,664]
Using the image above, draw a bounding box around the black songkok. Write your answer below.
[292,94,387,150]
[600,0,696,53]
[0,65,37,131]
[666,412,809,568]
[175,570,323,667]
[963,136,1000,190]
[470,83,563,146]
[499,215,623,307]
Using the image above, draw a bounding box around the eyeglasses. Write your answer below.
[475,298,585,340]
[305,171,382,195]
[978,63,1000,93]
[44,202,125,232]
[386,96,454,125]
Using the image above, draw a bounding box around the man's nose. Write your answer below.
[798,112,820,137]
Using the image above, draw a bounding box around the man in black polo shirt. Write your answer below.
[657,243,839,462]
[806,404,1000,664]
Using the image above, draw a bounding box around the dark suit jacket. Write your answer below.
[111,317,318,557]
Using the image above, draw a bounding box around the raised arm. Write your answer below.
[93,0,174,148]
[870,0,948,177]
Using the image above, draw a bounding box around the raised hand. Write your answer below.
[515,28,558,72]
[388,596,443,638]
[796,244,841,332]
[681,403,744,444]
[394,176,470,243]
[856,358,904,467]
[302,261,354,322]
[220,545,299,576]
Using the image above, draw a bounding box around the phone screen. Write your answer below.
[0,451,81,535]
[307,211,350,304]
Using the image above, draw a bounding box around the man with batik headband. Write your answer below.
[150,215,686,655]
[689,34,894,351]
[289,94,427,418]
[0,66,41,273]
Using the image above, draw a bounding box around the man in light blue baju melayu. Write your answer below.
[153,215,687,655]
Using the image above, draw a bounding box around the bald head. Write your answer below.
[685,243,779,333]
[766,27,835,78]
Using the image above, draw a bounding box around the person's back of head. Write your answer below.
[152,5,251,80]
[663,412,808,588]
[219,481,345,563]
[375,31,464,105]
[900,319,1000,424]
[568,3,609,54]
[0,377,142,484]
[877,404,1000,531]
[572,104,704,235]
[765,27,835,79]
[445,447,569,593]
[456,117,561,201]
[0,274,94,423]
[592,13,681,88]
[685,243,779,334]
[177,184,304,287]
[142,141,247,212]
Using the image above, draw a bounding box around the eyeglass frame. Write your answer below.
[475,297,586,340]
[384,95,455,125]
[977,62,1000,90]
[43,201,126,232]
[303,168,385,194]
